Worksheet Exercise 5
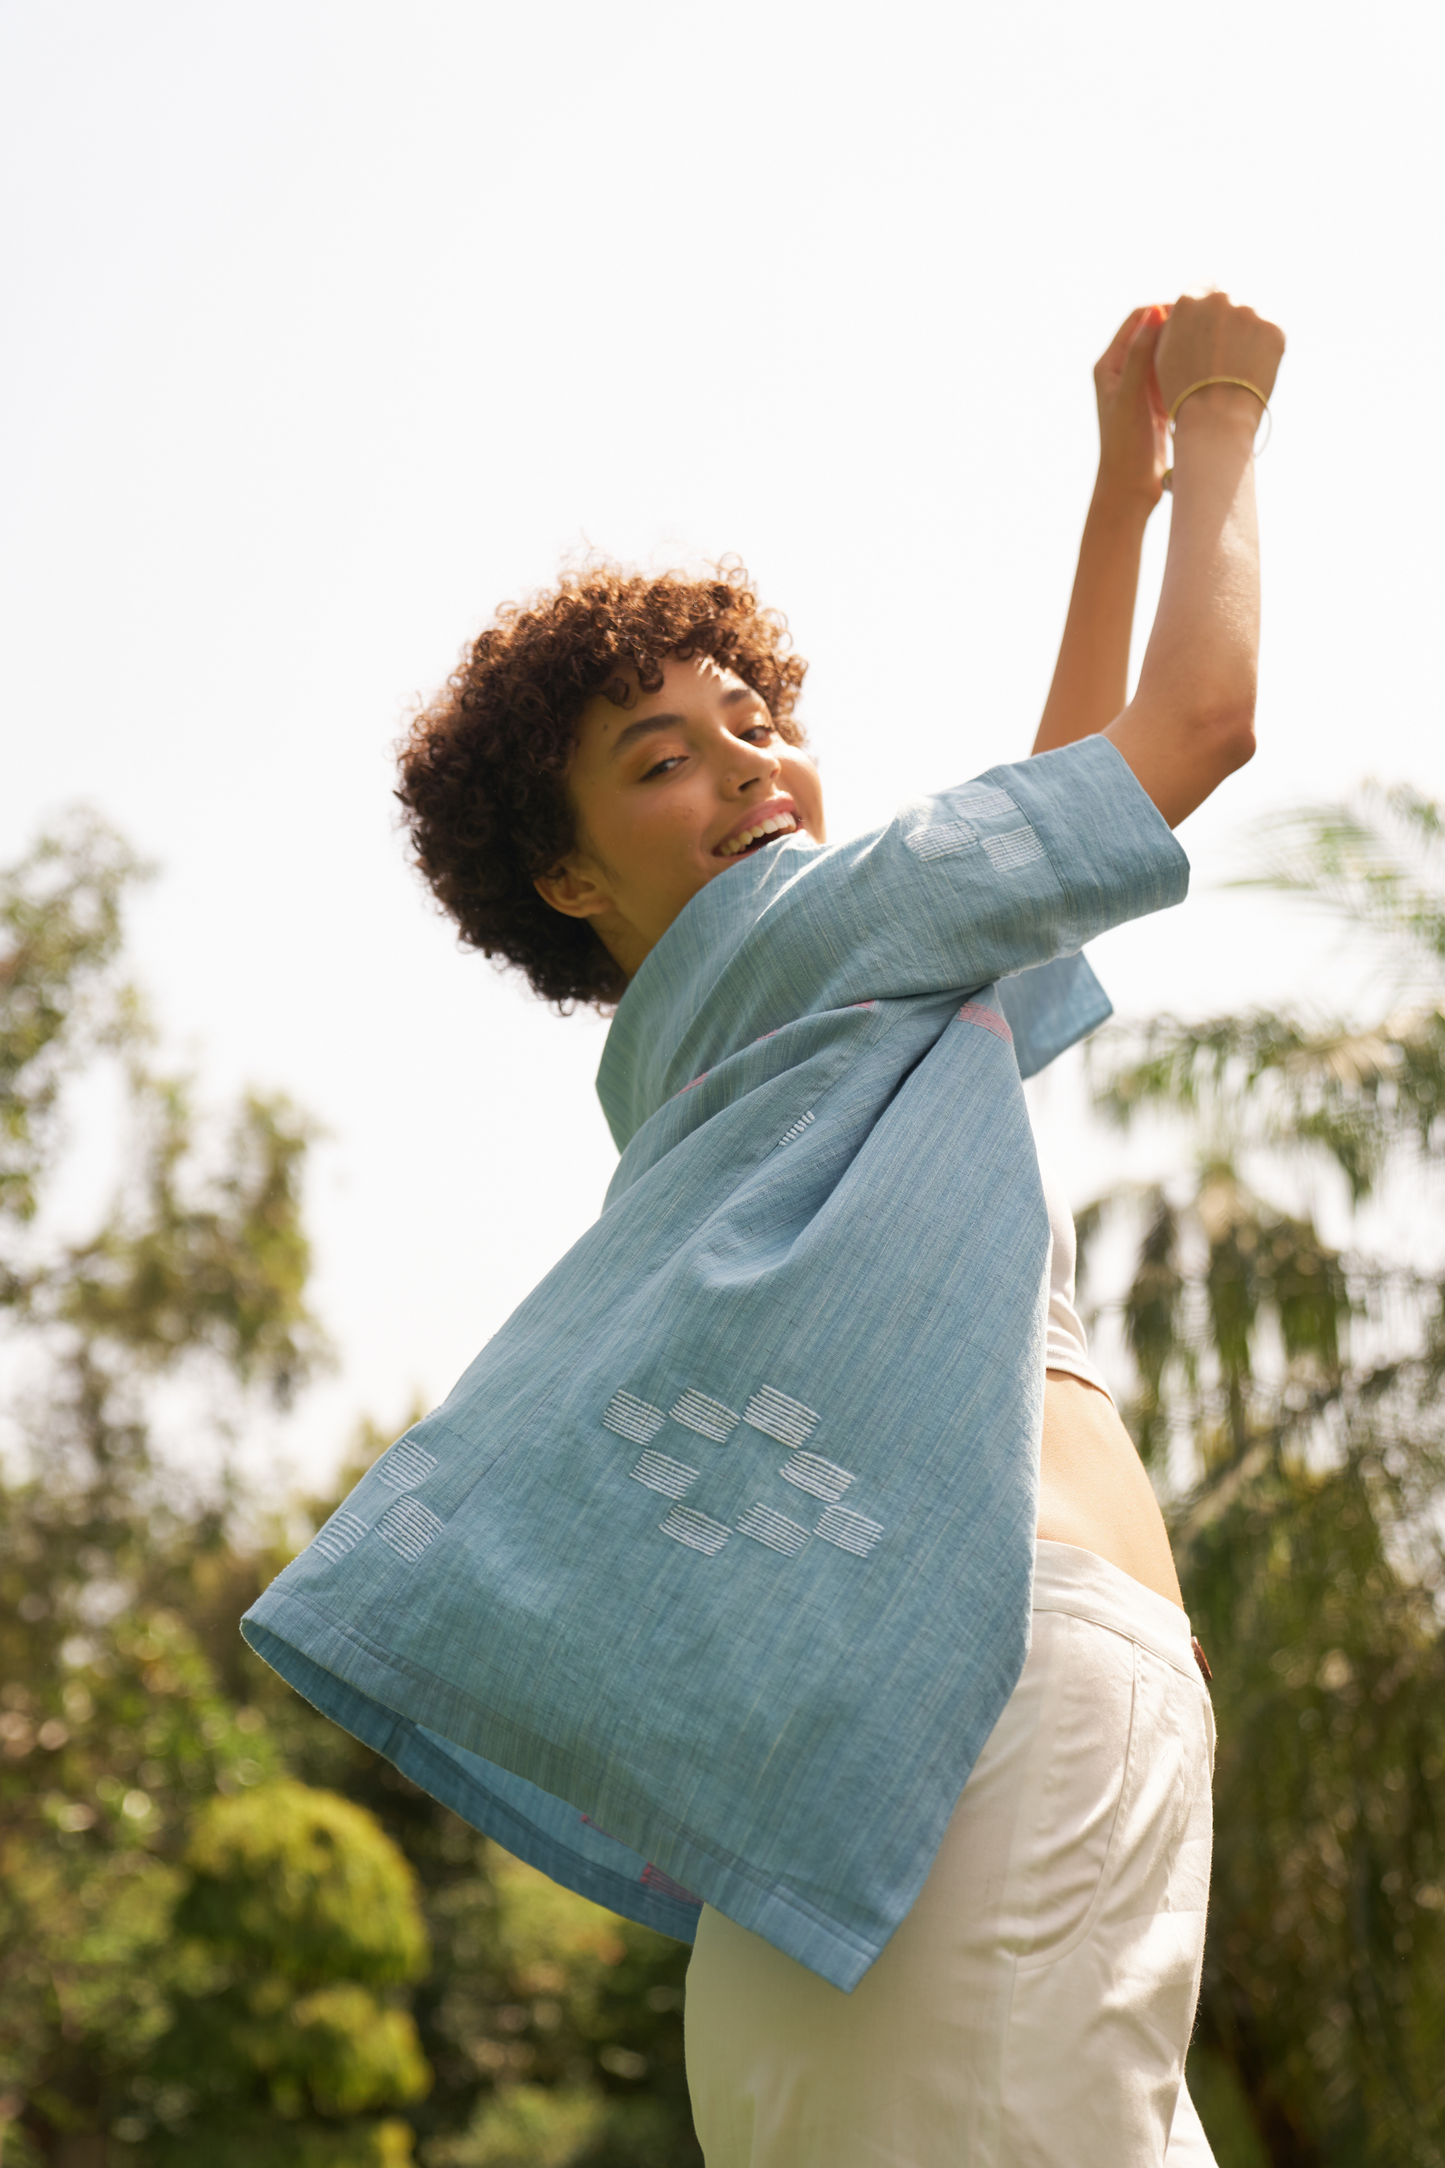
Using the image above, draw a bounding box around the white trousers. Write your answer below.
[685,1540,1218,2167]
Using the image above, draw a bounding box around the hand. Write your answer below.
[1154,292,1286,429]
[1094,305,1171,511]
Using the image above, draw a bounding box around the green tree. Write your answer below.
[1084,786,1445,2167]
[0,818,431,2167]
[143,1781,430,2165]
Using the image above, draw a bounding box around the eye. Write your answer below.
[739,722,774,744]
[641,754,685,780]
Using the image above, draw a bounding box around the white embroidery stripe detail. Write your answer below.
[776,1110,816,1148]
[954,784,1016,816]
[659,1505,731,1554]
[743,1385,820,1447]
[905,820,980,862]
[603,1391,667,1444]
[736,1503,810,1555]
[670,1389,740,1442]
[815,1505,885,1556]
[779,1452,855,1502]
[629,1450,700,1499]
[376,1498,445,1563]
[377,1438,439,1489]
[312,1510,368,1563]
[982,825,1045,872]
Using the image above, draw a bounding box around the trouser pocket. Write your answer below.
[1012,1609,1139,1970]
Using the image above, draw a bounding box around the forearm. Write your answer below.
[1136,392,1259,721]
[1105,389,1260,825]
[1033,485,1151,753]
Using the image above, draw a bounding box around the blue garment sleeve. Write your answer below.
[995,951,1112,1080]
[760,736,1188,1014]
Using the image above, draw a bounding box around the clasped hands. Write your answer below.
[1093,293,1287,512]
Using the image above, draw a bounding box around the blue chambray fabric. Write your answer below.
[242,735,1188,1991]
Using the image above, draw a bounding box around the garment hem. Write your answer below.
[242,1583,891,1992]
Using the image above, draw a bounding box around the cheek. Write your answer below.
[599,784,711,893]
[783,754,826,833]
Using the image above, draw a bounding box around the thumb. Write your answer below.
[1121,304,1169,418]
[1121,303,1166,386]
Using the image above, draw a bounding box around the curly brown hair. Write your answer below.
[395,562,809,1009]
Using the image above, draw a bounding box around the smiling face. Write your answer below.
[533,654,826,983]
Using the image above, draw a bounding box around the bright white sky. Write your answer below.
[3,0,1441,1485]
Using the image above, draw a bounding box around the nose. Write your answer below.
[721,729,779,797]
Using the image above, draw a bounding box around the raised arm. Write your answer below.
[1104,293,1285,827]
[1033,305,1170,754]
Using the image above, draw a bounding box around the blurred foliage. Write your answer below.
[0,811,147,1233]
[1084,786,1445,2167]
[0,818,700,2168]
[142,1782,432,2157]
[176,1780,428,1987]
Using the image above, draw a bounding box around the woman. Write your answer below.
[245,292,1284,2165]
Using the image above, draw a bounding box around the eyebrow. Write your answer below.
[608,684,759,760]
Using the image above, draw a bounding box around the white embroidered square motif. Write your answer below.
[377,1437,439,1490]
[815,1505,885,1557]
[982,825,1045,872]
[744,1385,820,1448]
[659,1505,730,1555]
[629,1451,699,1500]
[779,1453,854,1503]
[953,783,1016,818]
[604,1391,667,1445]
[312,1510,367,1564]
[377,1498,444,1563]
[736,1503,810,1556]
[905,820,980,862]
[670,1389,740,1442]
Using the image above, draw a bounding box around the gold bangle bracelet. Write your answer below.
[1167,375,1269,426]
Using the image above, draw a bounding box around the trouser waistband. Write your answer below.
[1032,1538,1199,1685]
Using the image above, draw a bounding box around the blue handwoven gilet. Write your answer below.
[243,736,1187,1989]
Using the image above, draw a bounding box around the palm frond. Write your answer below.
[1235,785,1445,971]
[1091,1005,1445,1202]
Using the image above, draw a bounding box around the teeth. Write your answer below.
[719,813,798,857]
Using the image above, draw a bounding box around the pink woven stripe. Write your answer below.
[956,1001,1012,1043]
[642,1861,703,1905]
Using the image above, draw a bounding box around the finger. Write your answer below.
[1096,306,1149,377]
[1126,304,1167,354]
[1116,307,1170,427]
[1120,305,1166,387]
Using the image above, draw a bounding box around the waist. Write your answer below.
[1037,1371,1184,1609]
[1032,1538,1198,1682]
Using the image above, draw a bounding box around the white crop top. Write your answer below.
[1036,1150,1114,1404]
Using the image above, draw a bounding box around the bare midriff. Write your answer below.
[1037,1371,1184,1609]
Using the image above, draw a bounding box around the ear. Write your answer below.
[534,860,612,921]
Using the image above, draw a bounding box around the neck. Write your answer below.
[590,909,651,985]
